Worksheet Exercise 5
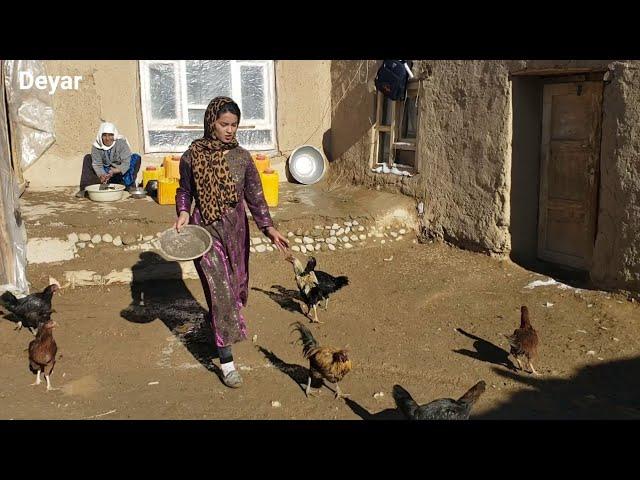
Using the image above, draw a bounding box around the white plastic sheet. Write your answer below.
[3,60,56,172]
[0,60,28,294]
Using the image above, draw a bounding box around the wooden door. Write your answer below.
[538,81,602,269]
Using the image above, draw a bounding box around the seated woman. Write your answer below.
[76,122,141,197]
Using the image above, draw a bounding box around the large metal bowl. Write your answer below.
[287,145,327,185]
[157,225,213,261]
[85,184,126,202]
[129,186,148,199]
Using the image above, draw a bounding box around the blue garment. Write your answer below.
[104,153,141,188]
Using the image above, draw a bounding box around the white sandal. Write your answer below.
[222,370,243,389]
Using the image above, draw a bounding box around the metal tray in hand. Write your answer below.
[158,225,213,261]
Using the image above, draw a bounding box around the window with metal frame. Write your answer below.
[370,80,419,171]
[139,60,277,153]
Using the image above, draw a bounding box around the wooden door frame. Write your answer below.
[537,80,603,270]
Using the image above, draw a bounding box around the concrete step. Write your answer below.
[21,185,419,288]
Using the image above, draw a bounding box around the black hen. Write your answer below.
[393,381,486,420]
[1,284,59,333]
[303,256,349,312]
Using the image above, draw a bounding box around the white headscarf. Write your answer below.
[93,122,127,151]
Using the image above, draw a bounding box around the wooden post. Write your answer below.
[0,60,19,289]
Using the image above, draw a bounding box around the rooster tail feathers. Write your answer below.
[334,276,349,289]
[302,257,317,276]
[291,321,318,354]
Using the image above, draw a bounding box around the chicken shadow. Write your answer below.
[475,356,640,420]
[344,398,403,420]
[251,285,305,315]
[120,252,219,373]
[256,345,322,394]
[453,328,516,371]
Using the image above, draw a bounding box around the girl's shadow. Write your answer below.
[120,252,219,373]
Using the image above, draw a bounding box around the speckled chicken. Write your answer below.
[303,256,349,311]
[393,381,486,420]
[285,254,321,322]
[285,254,348,323]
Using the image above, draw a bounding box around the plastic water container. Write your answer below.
[253,153,270,173]
[158,178,179,205]
[259,169,279,207]
[142,166,162,188]
[164,155,181,179]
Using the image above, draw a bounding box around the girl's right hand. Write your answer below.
[175,211,190,232]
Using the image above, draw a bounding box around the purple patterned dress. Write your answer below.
[176,146,273,348]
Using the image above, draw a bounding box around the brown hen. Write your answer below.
[28,319,58,391]
[504,306,540,375]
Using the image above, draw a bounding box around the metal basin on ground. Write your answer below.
[288,145,327,184]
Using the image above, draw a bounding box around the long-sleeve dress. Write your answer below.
[175,146,273,348]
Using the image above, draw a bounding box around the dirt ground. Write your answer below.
[2,237,640,420]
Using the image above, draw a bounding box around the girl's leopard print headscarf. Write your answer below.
[188,97,241,225]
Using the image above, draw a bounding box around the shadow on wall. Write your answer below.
[322,129,333,163]
[329,61,379,167]
[509,76,543,270]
